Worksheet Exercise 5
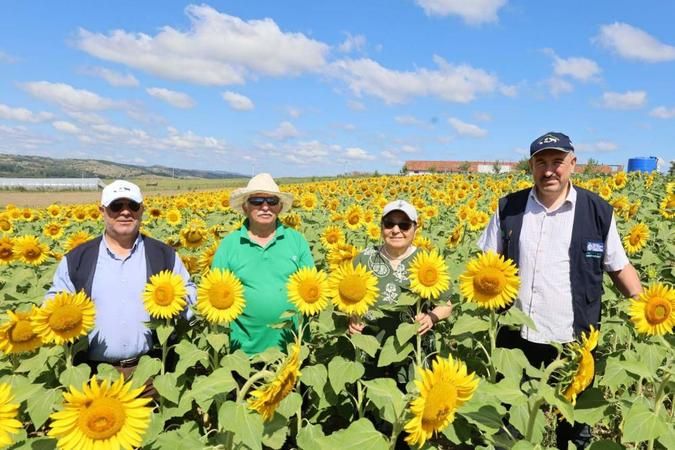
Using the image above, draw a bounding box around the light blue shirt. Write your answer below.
[47,234,196,362]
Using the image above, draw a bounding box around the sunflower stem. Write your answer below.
[524,397,544,442]
[487,309,497,383]
[415,300,422,369]
[388,417,403,450]
[64,342,73,369]
[236,370,273,404]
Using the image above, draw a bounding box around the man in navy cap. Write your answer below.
[478,132,642,448]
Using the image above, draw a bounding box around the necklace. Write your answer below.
[381,246,412,261]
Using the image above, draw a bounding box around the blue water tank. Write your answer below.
[627,156,658,173]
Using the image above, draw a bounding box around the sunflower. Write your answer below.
[404,355,479,448]
[143,270,188,319]
[13,235,49,265]
[32,291,96,345]
[562,327,599,405]
[287,267,330,316]
[0,236,14,265]
[165,208,182,226]
[445,224,464,249]
[344,205,364,230]
[196,268,245,323]
[628,283,675,336]
[659,193,675,219]
[0,308,42,354]
[0,383,21,448]
[366,223,381,241]
[459,251,520,310]
[281,212,302,229]
[0,214,12,234]
[48,375,153,450]
[320,225,344,249]
[623,223,650,255]
[248,343,302,421]
[43,221,64,240]
[198,242,220,273]
[409,250,450,300]
[413,235,433,252]
[300,193,318,211]
[326,242,359,270]
[46,204,62,218]
[328,263,379,317]
[180,254,200,275]
[598,184,612,200]
[179,223,209,249]
[71,206,88,222]
[64,230,93,253]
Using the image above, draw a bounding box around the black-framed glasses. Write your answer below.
[382,219,414,231]
[247,196,280,207]
[108,200,141,213]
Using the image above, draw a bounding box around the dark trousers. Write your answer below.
[497,328,592,449]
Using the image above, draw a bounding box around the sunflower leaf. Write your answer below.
[362,378,406,424]
[397,291,419,306]
[59,363,91,390]
[501,307,537,331]
[351,333,380,357]
[220,350,251,377]
[299,364,328,392]
[156,322,173,345]
[297,423,327,449]
[622,398,669,443]
[320,418,388,450]
[220,401,264,450]
[328,356,365,393]
[573,387,609,425]
[26,387,60,429]
[154,372,180,404]
[395,322,419,345]
[377,335,413,367]
[131,355,163,389]
[450,314,489,336]
[174,340,209,375]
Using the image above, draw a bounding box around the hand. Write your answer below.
[415,312,436,335]
[348,316,365,335]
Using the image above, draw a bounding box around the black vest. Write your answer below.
[66,235,176,298]
[498,187,613,336]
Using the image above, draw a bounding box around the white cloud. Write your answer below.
[448,117,487,137]
[0,50,16,63]
[395,115,424,126]
[52,121,81,134]
[0,124,54,150]
[547,77,574,97]
[264,121,299,141]
[380,150,403,167]
[286,106,301,118]
[0,103,54,123]
[576,141,619,153]
[650,106,675,119]
[415,0,507,25]
[595,22,675,62]
[549,53,601,82]
[344,146,375,160]
[601,90,647,109]
[21,81,119,110]
[76,5,329,85]
[85,66,139,87]
[284,140,332,164]
[146,87,195,108]
[329,55,500,104]
[400,145,419,153]
[65,111,108,125]
[222,91,254,111]
[474,112,492,122]
[338,33,366,53]
[347,100,366,111]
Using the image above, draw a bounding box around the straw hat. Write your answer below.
[229,173,294,214]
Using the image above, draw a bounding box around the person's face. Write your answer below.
[381,211,416,252]
[243,194,282,228]
[529,149,576,198]
[100,198,143,239]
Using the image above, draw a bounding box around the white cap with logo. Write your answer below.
[382,199,418,222]
[101,180,143,207]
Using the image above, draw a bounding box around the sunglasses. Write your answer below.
[247,196,280,207]
[382,219,414,231]
[108,200,141,213]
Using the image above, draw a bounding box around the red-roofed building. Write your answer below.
[403,160,622,174]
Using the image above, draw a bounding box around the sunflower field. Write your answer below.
[0,171,673,450]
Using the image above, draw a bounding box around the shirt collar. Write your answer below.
[238,219,286,243]
[529,182,577,210]
[101,232,143,258]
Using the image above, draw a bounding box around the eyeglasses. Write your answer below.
[247,196,280,207]
[382,219,414,231]
[108,200,141,213]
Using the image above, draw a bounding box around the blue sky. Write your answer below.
[1,1,674,176]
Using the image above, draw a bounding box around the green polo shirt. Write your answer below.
[211,220,314,355]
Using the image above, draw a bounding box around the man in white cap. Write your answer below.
[478,132,641,448]
[211,173,314,355]
[47,180,196,376]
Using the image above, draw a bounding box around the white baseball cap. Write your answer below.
[101,180,143,207]
[382,199,418,222]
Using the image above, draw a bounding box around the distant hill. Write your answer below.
[0,153,245,179]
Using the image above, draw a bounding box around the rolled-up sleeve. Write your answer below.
[477,211,503,253]
[173,255,197,319]
[603,215,630,272]
[45,258,76,299]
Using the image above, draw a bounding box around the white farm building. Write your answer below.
[0,178,104,190]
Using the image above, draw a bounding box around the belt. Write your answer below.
[115,357,140,368]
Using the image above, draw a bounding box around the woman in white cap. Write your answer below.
[210,173,314,355]
[349,200,453,365]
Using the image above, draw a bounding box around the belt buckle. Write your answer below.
[117,357,139,368]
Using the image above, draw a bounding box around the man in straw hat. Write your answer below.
[211,173,314,355]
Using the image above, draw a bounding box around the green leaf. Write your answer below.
[27,387,60,429]
[450,314,489,335]
[350,333,380,358]
[573,387,609,426]
[501,308,538,331]
[262,414,289,449]
[542,387,574,425]
[395,322,419,345]
[220,401,264,450]
[174,340,209,375]
[493,347,541,379]
[8,376,44,404]
[462,404,506,434]
[362,378,406,423]
[639,249,661,267]
[190,368,237,410]
[635,342,666,374]
[153,372,179,404]
[300,364,328,392]
[600,356,632,391]
[511,441,536,450]
[151,423,205,450]
[509,402,546,443]
[206,332,228,353]
[328,356,364,393]
[141,413,165,447]
[59,364,91,390]
[297,423,326,450]
[220,350,251,376]
[622,398,668,443]
[94,363,120,382]
[588,440,623,450]
[621,360,654,381]
[397,291,419,306]
[156,323,173,345]
[377,335,413,367]
[327,419,388,450]
[276,391,302,418]
[474,379,526,406]
[131,356,162,390]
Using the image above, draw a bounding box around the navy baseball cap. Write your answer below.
[530,132,574,158]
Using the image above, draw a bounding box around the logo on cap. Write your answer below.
[539,135,559,145]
